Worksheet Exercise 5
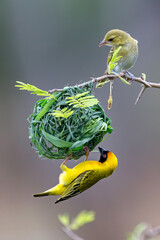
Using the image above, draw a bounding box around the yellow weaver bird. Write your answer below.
[99,29,138,74]
[33,147,118,204]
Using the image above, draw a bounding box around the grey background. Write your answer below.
[1,1,160,239]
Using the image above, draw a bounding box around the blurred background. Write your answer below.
[1,0,160,239]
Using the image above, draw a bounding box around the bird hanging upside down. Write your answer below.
[33,147,118,204]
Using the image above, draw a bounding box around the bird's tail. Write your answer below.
[33,192,50,197]
[33,184,65,198]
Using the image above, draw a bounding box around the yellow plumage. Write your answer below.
[33,147,118,203]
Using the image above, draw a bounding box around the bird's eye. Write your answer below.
[109,38,114,42]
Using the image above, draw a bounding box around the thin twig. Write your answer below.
[48,72,160,104]
[61,227,85,240]
[61,224,160,240]
[140,225,160,240]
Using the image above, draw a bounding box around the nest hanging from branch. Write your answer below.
[28,83,113,160]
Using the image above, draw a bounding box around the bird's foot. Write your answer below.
[125,70,135,83]
[83,146,90,161]
[61,153,72,166]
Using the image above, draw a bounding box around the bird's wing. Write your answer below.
[55,170,99,203]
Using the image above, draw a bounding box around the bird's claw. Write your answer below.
[125,70,135,83]
[62,153,72,166]
[83,146,90,161]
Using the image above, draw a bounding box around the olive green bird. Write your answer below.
[33,147,118,204]
[99,29,138,74]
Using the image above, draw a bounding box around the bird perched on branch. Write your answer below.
[99,29,138,74]
[33,147,118,203]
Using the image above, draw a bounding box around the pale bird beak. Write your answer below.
[99,39,107,47]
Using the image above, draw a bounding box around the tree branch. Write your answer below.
[48,72,160,104]
[61,227,85,240]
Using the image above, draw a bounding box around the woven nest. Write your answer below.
[28,83,113,160]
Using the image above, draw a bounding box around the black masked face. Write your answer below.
[98,147,109,163]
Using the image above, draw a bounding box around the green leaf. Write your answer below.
[73,91,90,98]
[15,81,54,98]
[96,79,110,88]
[50,107,74,119]
[108,46,122,74]
[142,73,146,81]
[126,222,148,240]
[70,211,95,230]
[70,137,93,150]
[42,129,73,148]
[106,46,130,85]
[96,47,123,88]
[112,72,130,85]
[106,125,114,134]
[83,118,108,136]
[66,92,99,108]
[35,92,63,121]
[58,214,70,227]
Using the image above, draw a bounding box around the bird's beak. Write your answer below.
[99,39,107,47]
[98,147,106,155]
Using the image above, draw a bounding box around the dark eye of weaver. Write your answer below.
[109,38,114,41]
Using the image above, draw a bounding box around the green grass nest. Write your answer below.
[28,84,113,160]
